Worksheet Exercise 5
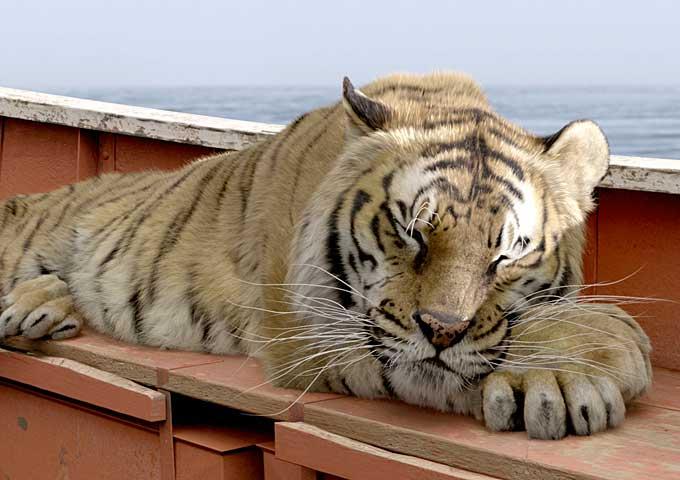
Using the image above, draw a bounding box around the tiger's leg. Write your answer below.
[481,304,651,439]
[0,194,82,341]
[0,274,83,340]
[0,174,147,342]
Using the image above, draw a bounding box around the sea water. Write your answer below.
[51,85,680,159]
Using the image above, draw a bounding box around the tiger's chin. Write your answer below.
[385,359,485,416]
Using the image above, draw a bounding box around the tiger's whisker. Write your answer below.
[291,263,371,302]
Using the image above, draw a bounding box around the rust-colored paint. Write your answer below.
[0,117,220,198]
[596,189,680,370]
[221,449,265,480]
[98,132,117,174]
[0,381,161,479]
[582,204,599,295]
[170,399,273,479]
[263,450,317,480]
[174,441,263,480]
[0,118,93,197]
[76,128,99,180]
[0,348,166,422]
[113,134,221,173]
[159,390,176,480]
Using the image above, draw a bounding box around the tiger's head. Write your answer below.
[287,73,609,409]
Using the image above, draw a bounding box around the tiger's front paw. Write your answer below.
[482,370,629,439]
[481,305,652,439]
[0,275,82,340]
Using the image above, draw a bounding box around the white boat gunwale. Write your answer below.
[1,86,678,195]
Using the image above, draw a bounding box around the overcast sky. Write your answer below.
[1,0,678,89]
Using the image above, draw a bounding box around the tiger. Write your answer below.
[0,72,651,439]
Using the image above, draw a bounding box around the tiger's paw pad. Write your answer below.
[0,275,80,340]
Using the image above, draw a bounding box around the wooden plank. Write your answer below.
[638,367,680,412]
[175,441,225,480]
[159,390,176,480]
[173,424,272,453]
[2,338,679,478]
[303,398,537,480]
[165,356,343,421]
[3,330,342,420]
[301,380,680,480]
[263,450,317,480]
[174,440,264,480]
[0,86,283,150]
[524,404,680,480]
[0,347,166,421]
[275,422,499,480]
[4,328,225,386]
[0,381,162,479]
[603,155,680,195]
[221,449,265,480]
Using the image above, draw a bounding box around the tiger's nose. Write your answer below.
[413,309,470,349]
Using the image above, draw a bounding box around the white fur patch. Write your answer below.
[502,182,541,257]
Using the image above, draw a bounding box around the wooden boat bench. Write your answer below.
[2,330,680,480]
[1,88,679,479]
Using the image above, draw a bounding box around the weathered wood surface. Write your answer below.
[0,87,283,150]
[163,355,342,421]
[605,155,680,195]
[275,422,499,480]
[0,346,166,422]
[3,329,342,421]
[3,329,224,386]
[3,331,680,480]
[302,383,680,480]
[1,87,679,195]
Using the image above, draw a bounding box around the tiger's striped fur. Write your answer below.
[0,72,651,439]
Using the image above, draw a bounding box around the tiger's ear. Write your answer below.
[342,77,392,139]
[543,120,609,221]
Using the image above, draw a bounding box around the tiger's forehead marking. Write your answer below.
[379,138,540,216]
